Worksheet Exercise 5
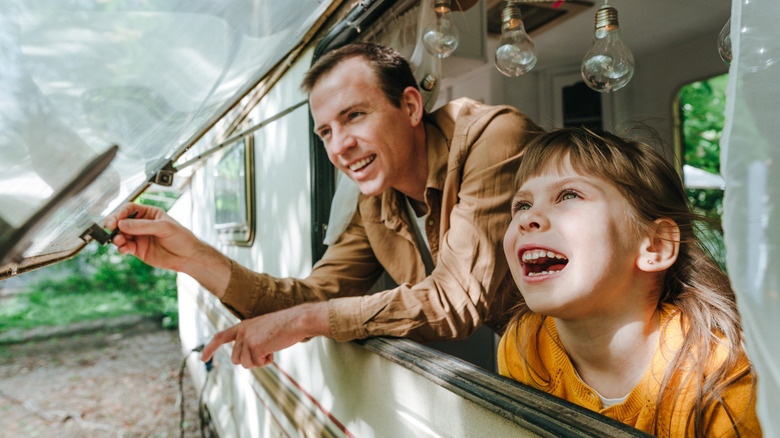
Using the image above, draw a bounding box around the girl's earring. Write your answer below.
[647,260,654,265]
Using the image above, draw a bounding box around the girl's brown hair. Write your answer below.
[509,127,755,436]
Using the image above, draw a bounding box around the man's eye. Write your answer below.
[347,111,364,121]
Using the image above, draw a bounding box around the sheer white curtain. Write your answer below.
[721,0,780,435]
[324,0,440,245]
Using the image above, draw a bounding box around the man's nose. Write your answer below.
[328,126,356,156]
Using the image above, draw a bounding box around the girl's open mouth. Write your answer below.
[520,249,568,277]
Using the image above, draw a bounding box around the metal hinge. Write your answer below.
[79,211,138,245]
[152,161,176,186]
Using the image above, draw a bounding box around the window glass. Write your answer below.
[0,0,333,271]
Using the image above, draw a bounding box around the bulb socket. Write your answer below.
[434,0,452,13]
[594,4,619,30]
[420,74,438,92]
[501,3,523,28]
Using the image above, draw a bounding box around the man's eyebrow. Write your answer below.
[313,102,370,134]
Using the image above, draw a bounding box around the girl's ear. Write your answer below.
[637,218,680,272]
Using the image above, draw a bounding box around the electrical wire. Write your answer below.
[179,344,212,438]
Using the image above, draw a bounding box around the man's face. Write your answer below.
[310,57,420,197]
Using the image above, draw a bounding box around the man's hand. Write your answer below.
[104,202,231,297]
[201,302,331,368]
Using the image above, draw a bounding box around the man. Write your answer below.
[106,43,542,368]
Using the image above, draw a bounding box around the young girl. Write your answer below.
[498,127,760,437]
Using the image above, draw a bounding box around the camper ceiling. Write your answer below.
[485,1,593,38]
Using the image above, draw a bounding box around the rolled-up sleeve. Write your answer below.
[220,210,385,321]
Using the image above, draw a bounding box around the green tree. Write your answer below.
[2,194,181,333]
[678,73,728,269]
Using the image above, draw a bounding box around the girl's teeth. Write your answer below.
[522,249,567,262]
[528,271,555,277]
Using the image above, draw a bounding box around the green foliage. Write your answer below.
[680,74,728,174]
[1,195,181,333]
[136,191,180,211]
[679,74,728,271]
[1,244,178,333]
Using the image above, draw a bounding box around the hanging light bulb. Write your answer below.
[423,0,459,58]
[494,1,537,77]
[717,17,732,65]
[581,2,634,93]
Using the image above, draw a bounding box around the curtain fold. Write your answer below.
[721,0,780,435]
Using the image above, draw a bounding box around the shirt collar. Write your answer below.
[424,120,449,194]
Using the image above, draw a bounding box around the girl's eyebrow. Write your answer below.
[516,174,606,197]
[555,175,606,192]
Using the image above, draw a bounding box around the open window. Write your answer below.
[675,73,728,268]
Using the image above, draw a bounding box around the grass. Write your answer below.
[0,246,178,335]
[0,289,152,332]
[0,193,181,335]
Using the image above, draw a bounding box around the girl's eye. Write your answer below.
[318,128,331,141]
[559,190,580,202]
[511,200,531,214]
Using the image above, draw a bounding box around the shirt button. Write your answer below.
[427,220,435,227]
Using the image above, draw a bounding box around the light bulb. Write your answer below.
[494,2,537,77]
[581,3,634,93]
[423,0,459,58]
[717,17,732,65]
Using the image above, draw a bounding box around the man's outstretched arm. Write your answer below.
[105,203,232,298]
[200,301,332,368]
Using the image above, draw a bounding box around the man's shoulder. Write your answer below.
[431,97,526,127]
[430,98,534,144]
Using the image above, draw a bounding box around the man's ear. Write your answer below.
[401,86,424,127]
[637,218,680,272]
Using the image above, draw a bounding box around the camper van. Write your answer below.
[1,0,777,436]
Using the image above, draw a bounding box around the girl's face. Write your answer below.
[503,156,648,320]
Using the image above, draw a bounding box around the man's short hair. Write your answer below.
[301,43,419,108]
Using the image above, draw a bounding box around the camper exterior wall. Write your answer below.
[174,48,316,437]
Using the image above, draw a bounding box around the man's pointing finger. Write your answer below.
[201,324,239,362]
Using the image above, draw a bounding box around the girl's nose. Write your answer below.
[518,208,549,233]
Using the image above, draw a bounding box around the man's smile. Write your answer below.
[348,154,376,172]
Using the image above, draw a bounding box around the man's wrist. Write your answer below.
[181,241,232,298]
[294,302,332,339]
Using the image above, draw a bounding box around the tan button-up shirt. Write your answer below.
[220,98,542,342]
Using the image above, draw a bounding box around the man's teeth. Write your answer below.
[521,249,567,263]
[349,155,376,171]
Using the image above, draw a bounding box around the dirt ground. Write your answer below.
[0,319,203,438]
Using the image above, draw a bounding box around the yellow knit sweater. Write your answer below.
[497,306,761,437]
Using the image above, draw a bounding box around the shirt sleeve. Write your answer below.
[328,108,540,342]
[219,210,385,320]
